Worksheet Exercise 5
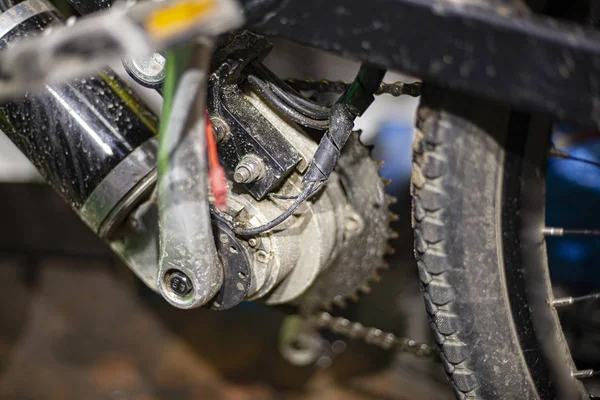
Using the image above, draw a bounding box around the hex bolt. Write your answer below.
[234,154,266,184]
[167,271,193,297]
[210,117,230,143]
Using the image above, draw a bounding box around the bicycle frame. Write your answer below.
[242,0,600,128]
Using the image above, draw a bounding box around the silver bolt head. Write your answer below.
[234,154,265,184]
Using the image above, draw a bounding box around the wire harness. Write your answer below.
[234,64,385,236]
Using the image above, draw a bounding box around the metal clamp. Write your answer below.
[80,138,158,237]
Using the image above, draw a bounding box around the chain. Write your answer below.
[284,78,422,97]
[308,311,436,358]
[284,76,428,357]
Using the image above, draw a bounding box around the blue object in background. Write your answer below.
[372,119,600,290]
[546,132,600,289]
[373,120,414,195]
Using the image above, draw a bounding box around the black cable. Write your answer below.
[269,193,300,200]
[271,82,330,114]
[268,182,324,200]
[268,81,331,120]
[247,75,329,130]
[235,182,318,236]
[235,65,384,237]
[303,64,386,183]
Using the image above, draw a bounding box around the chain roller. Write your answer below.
[309,312,436,358]
[283,76,430,358]
[284,78,421,97]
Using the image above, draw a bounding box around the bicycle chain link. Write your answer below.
[285,76,433,358]
[284,78,422,97]
[309,312,436,358]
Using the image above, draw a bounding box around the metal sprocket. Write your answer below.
[296,132,396,314]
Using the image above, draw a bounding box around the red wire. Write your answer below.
[205,110,228,210]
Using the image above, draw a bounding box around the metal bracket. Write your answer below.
[208,59,302,200]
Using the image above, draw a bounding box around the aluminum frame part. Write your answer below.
[80,138,158,236]
[109,194,161,292]
[156,43,223,309]
[242,0,600,128]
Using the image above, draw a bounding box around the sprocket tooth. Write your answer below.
[358,285,372,295]
[301,133,395,314]
[385,194,398,205]
[385,244,396,255]
[378,262,390,271]
[356,130,367,145]
[371,271,382,282]
[389,230,399,239]
[333,296,347,308]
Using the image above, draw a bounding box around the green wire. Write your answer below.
[158,44,194,177]
[338,63,386,116]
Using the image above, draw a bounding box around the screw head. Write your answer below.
[168,271,193,297]
[343,211,363,235]
[256,250,269,264]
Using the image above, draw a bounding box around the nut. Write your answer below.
[167,271,193,297]
[234,154,266,184]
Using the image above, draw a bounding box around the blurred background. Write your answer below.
[0,40,453,399]
[546,126,600,394]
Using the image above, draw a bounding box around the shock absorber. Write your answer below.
[0,0,159,238]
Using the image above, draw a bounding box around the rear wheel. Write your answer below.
[411,85,588,399]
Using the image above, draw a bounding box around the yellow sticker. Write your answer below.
[146,0,216,40]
